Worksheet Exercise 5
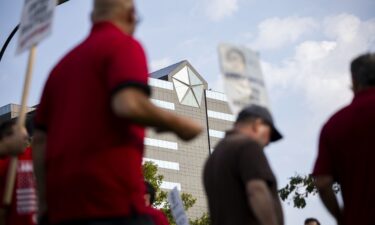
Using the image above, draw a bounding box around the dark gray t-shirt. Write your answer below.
[203,131,284,225]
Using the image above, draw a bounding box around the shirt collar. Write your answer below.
[353,88,375,102]
[91,21,121,33]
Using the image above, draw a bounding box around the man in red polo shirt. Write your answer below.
[32,0,202,224]
[313,53,375,225]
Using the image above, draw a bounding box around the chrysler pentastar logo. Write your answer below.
[172,66,204,108]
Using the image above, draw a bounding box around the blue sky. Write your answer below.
[1,0,374,224]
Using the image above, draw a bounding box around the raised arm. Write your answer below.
[112,87,202,141]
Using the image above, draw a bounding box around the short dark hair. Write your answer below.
[351,53,375,89]
[145,181,156,205]
[235,114,258,125]
[0,120,15,141]
[235,112,271,128]
[305,218,321,225]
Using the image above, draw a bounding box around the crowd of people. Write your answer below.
[0,0,374,225]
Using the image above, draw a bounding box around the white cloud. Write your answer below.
[204,0,239,21]
[262,14,375,117]
[324,14,375,50]
[251,16,318,50]
[149,58,172,72]
[323,13,361,43]
[294,41,337,61]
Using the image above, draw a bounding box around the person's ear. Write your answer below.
[252,119,262,133]
[126,8,136,25]
[351,74,360,93]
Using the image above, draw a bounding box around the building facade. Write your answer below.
[0,60,234,219]
[146,60,233,219]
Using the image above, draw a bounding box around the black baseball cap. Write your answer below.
[236,104,283,142]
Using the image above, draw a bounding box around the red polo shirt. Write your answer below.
[34,22,150,224]
[313,88,375,225]
[0,147,37,225]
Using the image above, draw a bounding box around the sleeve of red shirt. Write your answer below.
[34,77,52,132]
[313,124,335,177]
[106,38,151,97]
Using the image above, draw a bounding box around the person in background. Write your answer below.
[144,182,169,225]
[0,120,37,225]
[304,218,321,225]
[32,0,202,224]
[203,104,284,225]
[313,53,375,225]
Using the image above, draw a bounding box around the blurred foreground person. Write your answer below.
[203,105,283,225]
[0,120,36,225]
[313,53,375,225]
[32,0,202,224]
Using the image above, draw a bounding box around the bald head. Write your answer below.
[91,0,137,34]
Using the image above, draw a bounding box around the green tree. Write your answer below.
[190,212,210,225]
[142,161,210,225]
[278,174,340,208]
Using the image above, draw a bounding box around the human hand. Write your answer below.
[2,126,28,156]
[154,127,168,134]
[174,118,202,141]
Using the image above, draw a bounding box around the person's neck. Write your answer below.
[354,86,375,95]
[94,19,133,36]
[111,20,133,35]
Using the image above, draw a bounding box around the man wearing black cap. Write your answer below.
[203,104,283,225]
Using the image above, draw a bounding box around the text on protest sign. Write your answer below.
[17,0,56,54]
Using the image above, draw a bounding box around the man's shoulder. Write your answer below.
[94,25,142,50]
[67,24,142,60]
[50,29,144,73]
[322,103,353,132]
[223,133,261,149]
[213,134,262,157]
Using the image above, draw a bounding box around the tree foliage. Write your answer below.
[144,161,340,218]
[144,161,345,224]
[142,161,210,225]
[190,212,210,225]
[278,174,341,208]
